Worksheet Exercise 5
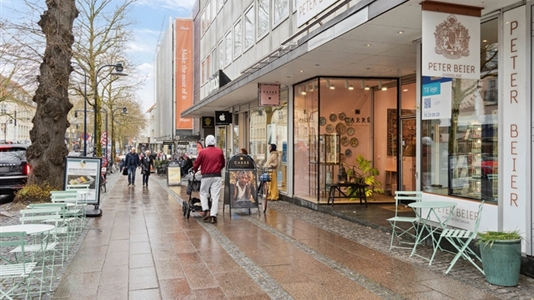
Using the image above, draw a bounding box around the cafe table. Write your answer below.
[0,224,55,235]
[408,200,456,263]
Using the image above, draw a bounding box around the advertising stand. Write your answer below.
[64,156,103,217]
[223,154,259,216]
[167,161,182,186]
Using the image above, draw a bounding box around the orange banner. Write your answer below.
[175,19,193,129]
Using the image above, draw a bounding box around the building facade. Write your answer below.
[182,0,534,272]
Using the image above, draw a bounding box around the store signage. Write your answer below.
[201,116,214,128]
[215,111,232,126]
[296,0,337,27]
[421,76,452,120]
[258,83,280,106]
[502,6,527,245]
[421,3,481,79]
[202,70,232,99]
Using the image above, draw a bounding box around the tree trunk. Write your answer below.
[27,0,78,188]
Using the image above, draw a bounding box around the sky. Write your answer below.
[127,0,194,111]
[0,0,194,112]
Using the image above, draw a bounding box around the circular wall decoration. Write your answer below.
[329,113,337,122]
[345,149,352,157]
[347,127,355,136]
[341,136,349,146]
[319,117,327,126]
[350,137,359,147]
[326,124,334,133]
[338,112,346,121]
[335,123,346,135]
[345,118,354,126]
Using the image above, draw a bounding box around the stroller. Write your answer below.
[182,170,211,219]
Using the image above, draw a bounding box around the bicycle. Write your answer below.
[257,167,273,213]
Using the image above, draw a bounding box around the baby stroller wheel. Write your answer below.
[182,200,187,216]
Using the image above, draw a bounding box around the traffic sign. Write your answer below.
[81,133,90,140]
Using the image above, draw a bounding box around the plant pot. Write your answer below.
[479,239,521,286]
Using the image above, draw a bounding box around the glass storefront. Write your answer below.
[293,77,407,203]
[421,18,499,203]
[249,100,288,193]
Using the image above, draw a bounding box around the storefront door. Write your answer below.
[400,117,416,191]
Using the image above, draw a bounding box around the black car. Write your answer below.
[0,144,31,193]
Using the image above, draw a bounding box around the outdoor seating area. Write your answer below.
[388,191,484,275]
[0,190,88,299]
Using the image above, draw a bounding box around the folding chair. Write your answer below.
[50,190,87,233]
[0,231,39,300]
[20,205,73,266]
[430,201,485,274]
[387,191,422,250]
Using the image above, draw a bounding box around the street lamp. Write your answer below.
[93,62,128,157]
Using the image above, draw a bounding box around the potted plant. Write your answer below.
[477,230,522,286]
[345,154,384,198]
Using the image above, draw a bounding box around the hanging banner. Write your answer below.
[421,2,482,79]
[175,18,193,130]
[502,6,527,249]
[421,76,452,120]
[258,83,280,106]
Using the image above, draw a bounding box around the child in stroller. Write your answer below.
[182,169,211,219]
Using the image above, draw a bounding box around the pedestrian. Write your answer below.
[192,135,225,224]
[125,147,140,187]
[181,154,193,176]
[264,143,279,201]
[140,150,154,187]
[240,148,248,155]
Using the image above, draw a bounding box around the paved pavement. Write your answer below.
[2,171,534,299]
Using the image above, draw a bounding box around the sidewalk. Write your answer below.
[46,172,534,299]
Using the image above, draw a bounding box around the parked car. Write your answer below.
[0,144,31,194]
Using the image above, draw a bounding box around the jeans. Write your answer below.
[142,172,150,185]
[128,166,137,184]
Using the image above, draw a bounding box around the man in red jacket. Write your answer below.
[192,135,225,223]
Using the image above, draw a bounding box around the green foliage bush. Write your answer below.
[13,183,58,206]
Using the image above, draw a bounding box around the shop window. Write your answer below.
[257,0,269,40]
[244,4,255,50]
[273,0,289,26]
[421,19,498,202]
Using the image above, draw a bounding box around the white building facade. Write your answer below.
[183,0,534,274]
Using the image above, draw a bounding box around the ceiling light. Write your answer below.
[398,31,404,34]
[348,85,354,90]
[379,81,387,91]
[482,39,487,43]
[301,85,307,95]
[403,88,408,92]
[366,44,371,47]
[330,84,335,90]
[300,70,303,73]
[364,85,370,91]
[382,86,388,91]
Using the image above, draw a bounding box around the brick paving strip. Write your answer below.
[244,216,406,300]
[197,221,294,300]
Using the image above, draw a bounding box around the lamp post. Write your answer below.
[93,62,128,157]
[110,107,128,165]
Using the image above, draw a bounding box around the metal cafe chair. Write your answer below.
[0,231,39,300]
[430,201,485,274]
[387,191,422,250]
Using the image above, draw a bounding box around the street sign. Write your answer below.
[81,133,90,140]
[100,132,107,145]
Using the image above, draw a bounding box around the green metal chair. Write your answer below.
[0,231,39,300]
[387,191,422,250]
[430,201,485,274]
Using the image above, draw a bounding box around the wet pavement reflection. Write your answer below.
[50,173,534,299]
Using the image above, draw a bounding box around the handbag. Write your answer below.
[122,168,128,176]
